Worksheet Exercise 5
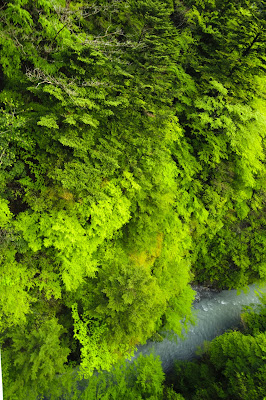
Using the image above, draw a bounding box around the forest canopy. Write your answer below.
[0,0,265,398]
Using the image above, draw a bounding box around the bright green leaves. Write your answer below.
[13,318,69,380]
[133,353,165,399]
[2,318,70,400]
[0,198,12,226]
[72,208,194,376]
[37,114,59,129]
[72,304,120,376]
[0,0,266,395]
[13,184,132,292]
[15,210,96,291]
[0,198,34,331]
[79,113,99,127]
[185,82,265,177]
[85,243,166,345]
[89,184,131,239]
[0,248,34,331]
[0,35,21,79]
[5,2,33,33]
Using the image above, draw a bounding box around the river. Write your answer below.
[45,284,265,399]
[132,284,265,372]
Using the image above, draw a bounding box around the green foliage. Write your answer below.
[0,0,265,397]
[208,331,266,399]
[0,198,12,226]
[171,299,266,400]
[241,292,266,335]
[0,247,34,331]
[73,353,165,400]
[2,318,70,400]
[70,233,193,376]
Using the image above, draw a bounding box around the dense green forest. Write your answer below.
[82,294,266,400]
[0,0,265,398]
[3,291,266,399]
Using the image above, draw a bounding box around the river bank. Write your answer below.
[132,284,265,372]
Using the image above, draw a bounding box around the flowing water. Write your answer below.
[45,284,265,399]
[132,284,266,372]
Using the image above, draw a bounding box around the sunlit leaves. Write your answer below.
[0,0,265,396]
[0,249,34,331]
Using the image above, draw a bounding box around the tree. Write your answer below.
[2,318,70,400]
[171,297,266,399]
